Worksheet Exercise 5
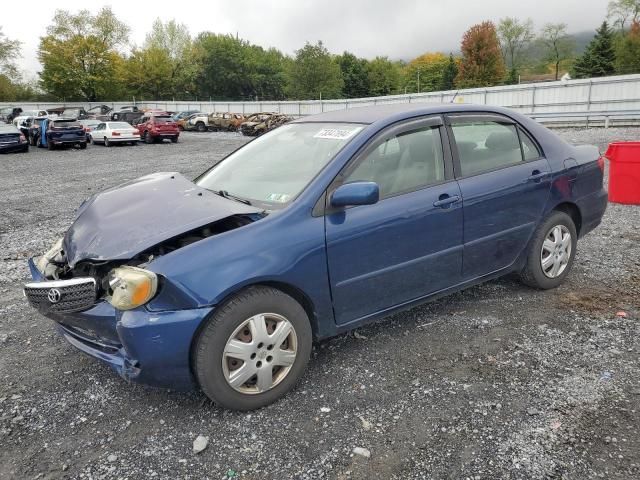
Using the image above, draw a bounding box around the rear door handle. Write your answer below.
[433,194,460,208]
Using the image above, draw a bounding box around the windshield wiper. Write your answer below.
[211,189,252,205]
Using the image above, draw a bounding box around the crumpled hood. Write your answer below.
[63,172,262,267]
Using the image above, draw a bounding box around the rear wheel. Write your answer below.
[144,131,153,144]
[196,122,207,132]
[79,142,87,150]
[520,211,577,289]
[194,286,312,410]
[104,137,111,147]
[170,136,178,143]
[47,140,54,150]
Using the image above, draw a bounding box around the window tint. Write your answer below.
[345,126,445,198]
[519,127,541,160]
[451,121,523,177]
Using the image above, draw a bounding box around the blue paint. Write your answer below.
[27,104,607,392]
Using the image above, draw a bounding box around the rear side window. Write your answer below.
[451,121,524,177]
[346,126,445,198]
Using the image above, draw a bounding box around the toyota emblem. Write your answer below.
[47,288,62,304]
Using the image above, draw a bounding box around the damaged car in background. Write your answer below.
[240,112,293,136]
[24,104,607,411]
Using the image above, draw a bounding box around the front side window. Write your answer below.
[197,123,363,208]
[345,126,445,198]
[451,120,523,177]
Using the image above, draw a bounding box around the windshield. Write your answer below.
[196,122,363,208]
[20,110,38,117]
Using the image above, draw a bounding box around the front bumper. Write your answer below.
[26,258,213,391]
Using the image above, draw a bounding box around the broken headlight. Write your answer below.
[107,266,158,311]
[36,237,64,276]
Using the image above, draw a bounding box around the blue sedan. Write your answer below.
[24,104,607,410]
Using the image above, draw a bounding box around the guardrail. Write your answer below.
[2,73,640,127]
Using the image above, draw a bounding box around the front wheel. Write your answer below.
[196,122,207,132]
[194,286,312,411]
[144,132,154,144]
[104,137,111,147]
[520,211,577,289]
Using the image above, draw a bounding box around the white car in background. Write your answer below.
[89,122,141,146]
[12,109,55,129]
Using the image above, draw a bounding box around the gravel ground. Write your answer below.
[0,128,639,480]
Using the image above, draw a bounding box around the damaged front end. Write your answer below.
[23,172,267,390]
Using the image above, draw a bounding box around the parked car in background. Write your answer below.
[209,112,245,131]
[61,107,88,120]
[172,110,200,122]
[177,113,206,131]
[86,105,113,121]
[89,121,140,146]
[0,124,28,153]
[39,118,87,150]
[78,119,102,140]
[12,110,52,129]
[22,104,608,410]
[0,107,17,123]
[136,114,179,143]
[240,112,293,136]
[110,106,140,121]
[184,113,212,132]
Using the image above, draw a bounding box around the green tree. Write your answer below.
[573,21,616,78]
[286,41,343,100]
[456,21,506,88]
[403,52,449,93]
[538,23,575,80]
[141,19,196,99]
[608,0,640,30]
[497,17,535,83]
[440,54,459,90]
[367,57,401,96]
[0,27,21,100]
[616,20,640,73]
[336,51,370,98]
[193,33,287,100]
[38,7,130,100]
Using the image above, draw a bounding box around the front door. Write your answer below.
[325,117,463,326]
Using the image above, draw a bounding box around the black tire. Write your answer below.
[144,131,154,144]
[36,136,42,148]
[29,135,36,146]
[194,286,312,411]
[520,211,577,289]
[196,122,207,132]
[170,136,178,143]
[79,142,87,150]
[21,145,29,153]
[104,137,111,147]
[47,140,54,150]
[90,136,97,145]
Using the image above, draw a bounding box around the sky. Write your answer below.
[3,0,611,79]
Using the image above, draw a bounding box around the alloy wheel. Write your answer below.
[222,313,298,394]
[540,225,572,278]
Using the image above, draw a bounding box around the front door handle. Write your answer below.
[433,194,460,208]
[527,170,547,182]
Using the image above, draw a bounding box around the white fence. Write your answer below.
[3,74,640,126]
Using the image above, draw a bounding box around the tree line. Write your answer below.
[1,1,640,103]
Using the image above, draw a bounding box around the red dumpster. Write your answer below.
[605,142,640,205]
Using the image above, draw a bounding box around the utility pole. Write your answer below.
[417,70,421,93]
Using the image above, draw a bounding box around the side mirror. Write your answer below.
[330,182,380,208]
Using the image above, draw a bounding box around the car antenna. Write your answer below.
[450,90,460,103]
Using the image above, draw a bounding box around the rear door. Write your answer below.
[325,117,464,325]
[446,113,551,278]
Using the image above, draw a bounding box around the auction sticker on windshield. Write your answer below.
[313,127,362,140]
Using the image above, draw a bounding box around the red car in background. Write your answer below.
[134,113,180,144]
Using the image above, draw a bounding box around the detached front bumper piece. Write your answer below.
[25,257,213,391]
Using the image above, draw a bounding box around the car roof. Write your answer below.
[291,103,523,124]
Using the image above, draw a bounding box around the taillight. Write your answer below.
[112,132,121,136]
[598,156,605,172]
[133,128,139,134]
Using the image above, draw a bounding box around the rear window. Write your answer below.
[52,120,81,128]
[153,116,173,123]
[109,122,132,129]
